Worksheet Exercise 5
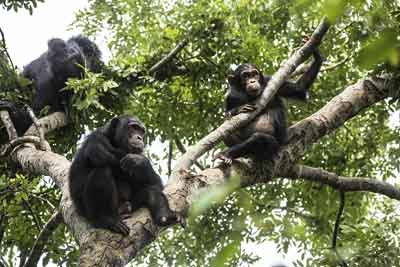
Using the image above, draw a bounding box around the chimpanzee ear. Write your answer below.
[103,117,120,139]
[109,117,120,129]
[227,74,237,86]
[47,39,58,49]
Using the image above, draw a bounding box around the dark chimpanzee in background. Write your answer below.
[69,115,177,235]
[0,35,102,136]
[215,48,323,164]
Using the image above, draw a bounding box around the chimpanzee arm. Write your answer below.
[120,154,163,187]
[0,101,33,136]
[225,89,250,116]
[30,65,57,115]
[278,49,323,101]
[84,134,126,167]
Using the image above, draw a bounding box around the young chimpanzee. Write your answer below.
[215,49,323,164]
[68,115,177,235]
[0,35,102,136]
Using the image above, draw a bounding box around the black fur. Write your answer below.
[218,50,323,162]
[0,35,101,136]
[68,115,176,235]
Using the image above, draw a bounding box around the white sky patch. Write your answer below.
[0,0,88,68]
[243,242,299,267]
[389,111,400,128]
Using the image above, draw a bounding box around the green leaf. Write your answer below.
[322,0,347,22]
[210,238,241,267]
[356,29,399,69]
[190,175,240,218]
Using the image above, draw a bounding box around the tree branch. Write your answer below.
[24,105,50,151]
[148,39,188,74]
[0,27,15,70]
[0,110,17,140]
[291,55,349,76]
[23,210,63,267]
[174,138,204,170]
[282,165,400,200]
[24,112,68,136]
[1,136,44,157]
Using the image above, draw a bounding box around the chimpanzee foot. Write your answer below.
[109,220,130,236]
[155,212,178,227]
[176,214,187,228]
[120,213,132,220]
[118,201,132,217]
[213,151,233,165]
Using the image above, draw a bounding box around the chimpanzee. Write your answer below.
[215,49,323,164]
[68,115,177,235]
[0,35,102,136]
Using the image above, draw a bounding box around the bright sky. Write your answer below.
[0,1,299,266]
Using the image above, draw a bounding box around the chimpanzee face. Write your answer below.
[240,68,263,96]
[229,64,266,97]
[126,119,146,153]
[66,42,84,65]
[110,116,146,154]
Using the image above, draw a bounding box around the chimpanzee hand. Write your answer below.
[238,104,257,114]
[120,154,149,176]
[301,35,324,62]
[212,150,233,165]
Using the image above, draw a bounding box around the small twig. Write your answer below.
[24,105,50,151]
[0,27,15,69]
[322,56,349,72]
[292,55,349,77]
[0,214,6,246]
[0,110,17,140]
[23,210,63,267]
[149,39,188,74]
[174,138,204,170]
[0,188,55,209]
[168,141,173,177]
[332,191,345,249]
[22,199,42,232]
[26,192,56,209]
[332,190,348,267]
[18,251,27,267]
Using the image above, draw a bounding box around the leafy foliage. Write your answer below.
[1,0,400,266]
[0,0,45,13]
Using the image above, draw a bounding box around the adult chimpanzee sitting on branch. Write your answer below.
[215,48,323,164]
[68,115,177,236]
[0,35,102,136]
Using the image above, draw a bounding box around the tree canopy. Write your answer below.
[0,1,400,267]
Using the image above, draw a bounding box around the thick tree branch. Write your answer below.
[24,112,68,136]
[23,210,63,267]
[174,138,204,170]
